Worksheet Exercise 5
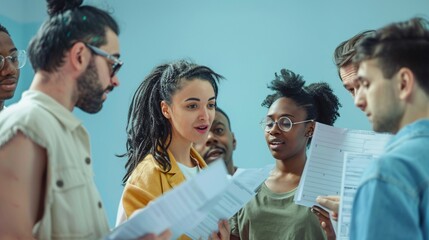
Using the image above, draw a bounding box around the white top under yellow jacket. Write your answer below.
[0,90,110,240]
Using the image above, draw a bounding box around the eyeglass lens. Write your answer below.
[264,117,293,132]
[0,50,26,71]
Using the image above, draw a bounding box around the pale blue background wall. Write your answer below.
[1,0,428,227]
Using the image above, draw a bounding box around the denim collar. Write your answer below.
[386,119,429,151]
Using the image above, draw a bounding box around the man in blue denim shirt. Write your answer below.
[349,17,429,239]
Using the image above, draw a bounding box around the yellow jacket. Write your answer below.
[122,147,207,239]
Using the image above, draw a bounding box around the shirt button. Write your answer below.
[85,157,91,165]
[98,201,102,208]
[56,180,64,188]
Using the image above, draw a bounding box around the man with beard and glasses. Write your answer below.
[194,107,238,175]
[0,23,26,111]
[0,0,170,239]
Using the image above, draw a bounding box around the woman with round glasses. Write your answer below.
[230,69,341,240]
[0,23,26,111]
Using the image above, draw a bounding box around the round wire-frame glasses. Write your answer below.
[0,50,26,71]
[260,116,314,132]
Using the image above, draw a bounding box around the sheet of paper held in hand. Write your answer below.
[294,122,392,207]
[106,160,273,240]
[337,152,379,240]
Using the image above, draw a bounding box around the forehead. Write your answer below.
[173,78,215,100]
[357,59,380,78]
[340,64,358,84]
[214,111,229,125]
[100,28,119,54]
[0,32,15,53]
[267,97,306,117]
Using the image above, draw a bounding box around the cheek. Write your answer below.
[264,132,270,143]
[209,111,215,124]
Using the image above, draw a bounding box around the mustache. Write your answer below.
[105,85,114,93]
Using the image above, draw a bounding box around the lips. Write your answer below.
[204,147,225,161]
[0,78,17,91]
[268,138,285,150]
[195,125,209,134]
[365,112,372,121]
[0,78,17,85]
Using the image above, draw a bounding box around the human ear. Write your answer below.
[160,100,171,119]
[305,122,315,138]
[397,67,414,101]
[69,42,90,73]
[232,132,237,150]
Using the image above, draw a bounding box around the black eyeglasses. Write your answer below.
[260,116,314,133]
[85,43,123,78]
[0,50,26,71]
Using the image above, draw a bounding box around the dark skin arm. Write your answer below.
[311,206,336,240]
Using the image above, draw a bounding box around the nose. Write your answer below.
[199,107,209,121]
[111,74,120,87]
[0,59,17,76]
[205,131,218,146]
[354,87,367,112]
[268,122,281,135]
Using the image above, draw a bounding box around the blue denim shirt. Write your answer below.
[350,119,429,240]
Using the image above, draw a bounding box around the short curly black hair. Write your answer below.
[262,69,341,144]
[0,24,10,36]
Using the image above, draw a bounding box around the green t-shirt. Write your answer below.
[230,183,326,240]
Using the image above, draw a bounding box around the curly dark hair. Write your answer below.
[0,24,10,36]
[121,60,223,184]
[262,69,341,145]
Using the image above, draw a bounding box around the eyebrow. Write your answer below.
[185,96,216,102]
[266,113,295,118]
[9,47,17,54]
[212,121,226,127]
[356,76,365,82]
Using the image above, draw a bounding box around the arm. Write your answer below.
[121,161,165,217]
[351,178,420,240]
[0,132,47,238]
[316,195,339,221]
[209,220,230,240]
[311,206,336,240]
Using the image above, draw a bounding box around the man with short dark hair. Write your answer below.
[194,107,237,175]
[350,17,429,240]
[0,23,26,111]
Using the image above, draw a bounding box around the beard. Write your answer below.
[75,59,113,114]
[372,106,402,134]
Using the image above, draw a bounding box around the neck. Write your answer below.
[30,71,77,112]
[397,89,429,133]
[274,149,307,177]
[225,159,235,175]
[168,134,193,167]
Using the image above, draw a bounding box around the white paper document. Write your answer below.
[337,153,379,240]
[294,122,391,207]
[106,160,273,240]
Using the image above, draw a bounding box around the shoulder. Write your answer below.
[127,154,163,186]
[0,102,55,148]
[360,148,428,199]
[1,99,52,124]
